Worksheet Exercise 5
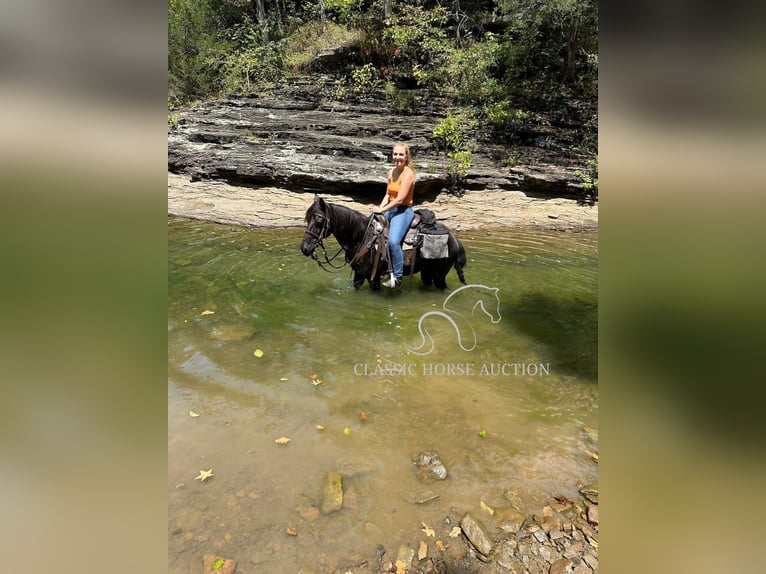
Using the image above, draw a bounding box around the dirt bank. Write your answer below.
[168,173,598,231]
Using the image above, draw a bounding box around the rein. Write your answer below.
[305,211,348,272]
[305,209,388,278]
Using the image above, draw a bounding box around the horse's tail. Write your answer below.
[455,238,467,284]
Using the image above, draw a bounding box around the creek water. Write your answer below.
[168,216,598,573]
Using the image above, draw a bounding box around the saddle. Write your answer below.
[353,210,448,281]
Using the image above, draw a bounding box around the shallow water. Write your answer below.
[168,217,597,573]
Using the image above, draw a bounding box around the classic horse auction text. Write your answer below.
[353,362,550,377]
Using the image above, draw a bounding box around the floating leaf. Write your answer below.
[315,424,325,431]
[311,378,324,386]
[478,429,486,438]
[189,410,200,417]
[435,540,445,551]
[200,310,215,316]
[212,558,225,570]
[286,527,298,536]
[275,436,291,445]
[448,526,462,538]
[418,540,428,560]
[279,377,288,381]
[480,500,494,516]
[254,349,264,358]
[421,522,435,537]
[343,427,351,436]
[358,411,367,421]
[577,445,599,461]
[195,469,214,482]
[310,373,318,380]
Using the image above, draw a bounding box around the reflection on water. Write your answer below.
[168,217,597,573]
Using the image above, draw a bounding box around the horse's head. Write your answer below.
[446,284,502,324]
[482,287,502,324]
[301,195,331,257]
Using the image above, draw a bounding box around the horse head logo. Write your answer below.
[406,284,502,356]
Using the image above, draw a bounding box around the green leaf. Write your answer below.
[213,558,225,570]
[254,349,264,358]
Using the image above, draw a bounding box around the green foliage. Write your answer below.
[446,150,473,195]
[380,2,451,83]
[168,0,230,104]
[497,0,598,96]
[350,63,380,97]
[483,101,546,129]
[574,156,598,196]
[384,82,416,113]
[222,43,285,95]
[440,35,501,104]
[283,21,360,70]
[433,113,476,155]
[324,0,362,25]
[433,113,477,195]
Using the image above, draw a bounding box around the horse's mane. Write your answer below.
[327,203,367,229]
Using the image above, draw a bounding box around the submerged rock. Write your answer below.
[395,544,415,571]
[412,451,448,481]
[320,471,343,514]
[494,506,526,534]
[407,489,440,504]
[210,324,255,342]
[460,513,493,557]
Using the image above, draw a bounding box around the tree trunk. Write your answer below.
[384,0,391,18]
[255,0,268,43]
[319,0,327,28]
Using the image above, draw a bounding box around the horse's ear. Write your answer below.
[316,195,327,210]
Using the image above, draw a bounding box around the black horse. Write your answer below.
[301,195,467,291]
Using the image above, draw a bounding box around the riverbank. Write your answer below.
[168,173,598,231]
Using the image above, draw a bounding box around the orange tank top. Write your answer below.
[387,168,414,206]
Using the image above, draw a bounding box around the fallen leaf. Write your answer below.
[395,560,407,574]
[343,427,351,436]
[275,436,291,445]
[421,521,435,537]
[315,424,325,431]
[480,500,495,516]
[195,469,214,482]
[577,445,599,461]
[310,373,318,380]
[435,540,445,551]
[418,540,428,560]
[253,349,264,358]
[189,410,200,417]
[311,378,324,386]
[285,527,298,536]
[478,429,487,437]
[358,411,367,421]
[279,377,288,381]
[200,310,215,316]
[448,526,462,538]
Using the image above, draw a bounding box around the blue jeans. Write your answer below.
[385,206,414,278]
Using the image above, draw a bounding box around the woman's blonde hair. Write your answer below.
[393,143,415,170]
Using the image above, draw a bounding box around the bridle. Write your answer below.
[304,211,347,271]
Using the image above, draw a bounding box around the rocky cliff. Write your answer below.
[168,76,595,204]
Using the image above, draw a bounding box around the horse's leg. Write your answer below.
[369,277,381,291]
[421,266,433,287]
[353,271,366,290]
